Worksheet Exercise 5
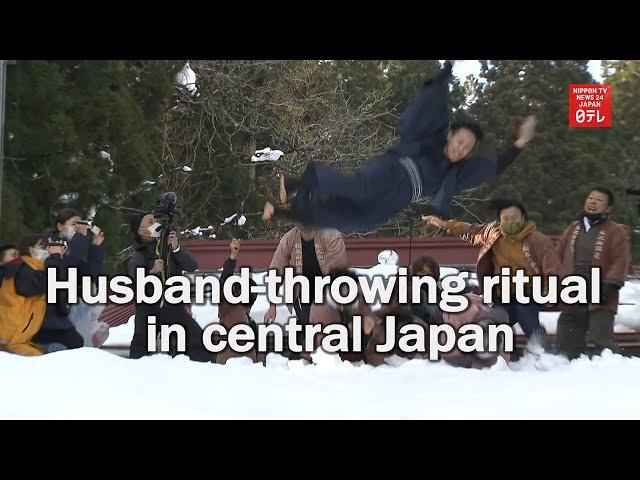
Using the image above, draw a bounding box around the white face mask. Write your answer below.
[32,249,50,261]
[63,225,76,240]
[147,222,162,238]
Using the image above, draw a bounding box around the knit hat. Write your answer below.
[129,212,152,242]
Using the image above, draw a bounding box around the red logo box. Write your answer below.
[569,84,612,128]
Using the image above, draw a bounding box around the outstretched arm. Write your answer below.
[219,239,240,317]
[514,115,537,149]
[454,115,538,196]
[221,239,240,283]
[497,115,537,174]
[422,215,491,247]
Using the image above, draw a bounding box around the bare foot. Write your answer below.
[263,201,275,222]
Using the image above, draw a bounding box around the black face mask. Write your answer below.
[583,211,608,223]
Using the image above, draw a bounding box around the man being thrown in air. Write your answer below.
[263,60,537,233]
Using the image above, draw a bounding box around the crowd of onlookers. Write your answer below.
[0,185,632,368]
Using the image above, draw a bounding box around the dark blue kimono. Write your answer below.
[289,62,523,232]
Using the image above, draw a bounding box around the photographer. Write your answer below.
[34,208,106,352]
[128,212,214,362]
[0,244,19,266]
[0,234,66,356]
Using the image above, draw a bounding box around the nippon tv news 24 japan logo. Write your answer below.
[569,84,612,128]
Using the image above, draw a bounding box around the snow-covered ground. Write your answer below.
[4,263,640,419]
[2,347,640,419]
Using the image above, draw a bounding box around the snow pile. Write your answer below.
[99,150,114,172]
[5,256,640,419]
[57,192,79,204]
[220,214,246,228]
[181,225,216,238]
[2,347,639,419]
[251,147,284,163]
[377,249,399,265]
[616,280,640,331]
[175,62,198,97]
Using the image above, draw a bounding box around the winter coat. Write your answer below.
[41,230,106,330]
[365,312,430,366]
[440,293,510,369]
[269,227,347,310]
[557,218,630,313]
[0,254,64,356]
[446,220,562,297]
[308,289,374,362]
[128,239,198,319]
[269,227,347,276]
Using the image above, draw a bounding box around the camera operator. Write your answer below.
[127,211,214,362]
[34,208,106,352]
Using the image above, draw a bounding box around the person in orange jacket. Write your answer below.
[0,234,67,356]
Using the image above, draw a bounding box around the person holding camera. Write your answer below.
[127,212,214,362]
[0,234,67,356]
[34,208,106,352]
[0,244,19,266]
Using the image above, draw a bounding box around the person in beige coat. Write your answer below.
[264,226,347,358]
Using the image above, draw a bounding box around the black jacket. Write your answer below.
[0,254,64,296]
[127,239,198,278]
[40,230,106,330]
[127,239,199,318]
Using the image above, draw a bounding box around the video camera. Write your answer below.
[155,191,178,218]
[76,220,101,237]
[154,192,180,229]
[153,192,181,264]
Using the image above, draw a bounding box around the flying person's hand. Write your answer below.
[514,115,537,149]
[422,215,447,229]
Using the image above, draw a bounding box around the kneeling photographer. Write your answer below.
[128,194,214,362]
